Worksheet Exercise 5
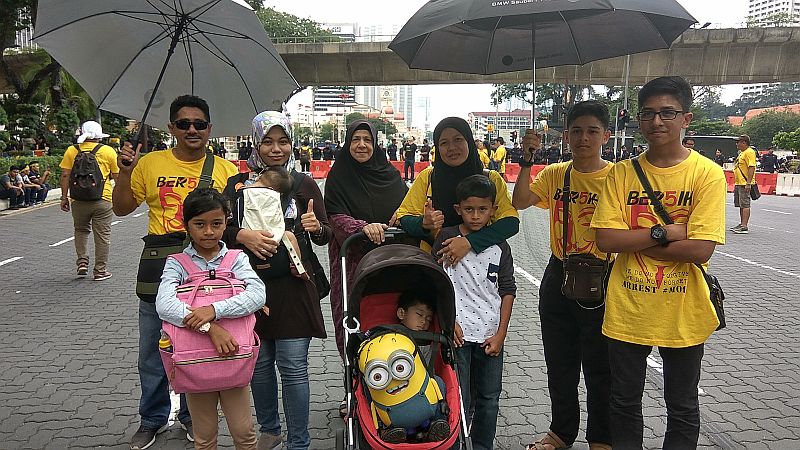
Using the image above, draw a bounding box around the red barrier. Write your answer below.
[390,160,403,173]
[238,160,249,173]
[724,170,735,193]
[505,163,521,183]
[755,172,778,195]
[310,160,332,179]
[415,161,431,173]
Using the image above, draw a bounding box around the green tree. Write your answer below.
[740,110,800,148]
[316,122,336,142]
[345,112,366,123]
[256,7,339,42]
[0,103,9,151]
[747,11,796,27]
[773,128,800,151]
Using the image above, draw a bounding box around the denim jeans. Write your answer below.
[456,342,503,450]
[608,338,704,450]
[251,337,311,450]
[404,159,415,181]
[138,301,190,428]
[539,256,611,446]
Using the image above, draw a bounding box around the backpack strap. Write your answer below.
[198,150,215,189]
[561,163,572,261]
[90,143,104,155]
[216,249,242,274]
[170,252,205,279]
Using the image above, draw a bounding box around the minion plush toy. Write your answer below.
[357,331,450,444]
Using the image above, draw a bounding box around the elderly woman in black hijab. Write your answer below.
[396,117,519,263]
[325,119,407,359]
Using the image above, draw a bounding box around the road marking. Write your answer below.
[514,264,541,287]
[0,257,23,267]
[717,251,800,279]
[749,224,795,234]
[111,220,121,226]
[133,212,145,218]
[762,208,791,215]
[50,237,74,247]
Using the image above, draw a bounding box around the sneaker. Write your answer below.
[77,266,88,277]
[733,226,749,234]
[380,427,407,444]
[257,432,282,450]
[130,424,167,450]
[729,224,742,232]
[93,271,113,281]
[426,419,450,442]
[181,421,194,442]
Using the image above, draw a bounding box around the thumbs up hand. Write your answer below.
[422,197,444,231]
[300,198,321,234]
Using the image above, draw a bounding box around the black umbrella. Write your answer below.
[389,0,696,120]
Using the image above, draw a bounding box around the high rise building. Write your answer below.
[355,85,414,128]
[745,1,799,95]
[468,110,533,138]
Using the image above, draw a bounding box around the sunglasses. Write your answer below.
[173,119,209,131]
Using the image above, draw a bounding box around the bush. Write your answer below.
[0,155,65,185]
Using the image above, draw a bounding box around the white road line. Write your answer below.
[749,224,795,234]
[133,212,145,218]
[111,220,121,226]
[762,208,792,215]
[514,265,541,287]
[0,257,23,267]
[716,251,800,279]
[50,237,74,247]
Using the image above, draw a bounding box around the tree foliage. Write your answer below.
[740,111,800,148]
[344,112,398,137]
[256,7,339,41]
[773,128,800,151]
[316,123,336,142]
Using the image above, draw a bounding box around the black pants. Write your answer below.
[539,255,611,446]
[0,187,23,207]
[404,159,415,181]
[608,338,704,450]
[300,160,310,172]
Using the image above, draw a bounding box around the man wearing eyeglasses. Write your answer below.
[112,95,238,450]
[591,76,726,449]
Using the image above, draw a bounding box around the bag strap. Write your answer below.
[216,249,242,273]
[631,156,712,276]
[197,150,215,189]
[170,252,205,278]
[561,163,572,261]
[90,143,104,155]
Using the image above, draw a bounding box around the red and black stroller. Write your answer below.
[335,230,472,450]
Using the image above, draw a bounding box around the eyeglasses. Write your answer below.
[173,119,209,130]
[637,110,686,121]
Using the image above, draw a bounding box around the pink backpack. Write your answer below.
[159,250,260,394]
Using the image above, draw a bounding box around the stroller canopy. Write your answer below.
[348,244,456,336]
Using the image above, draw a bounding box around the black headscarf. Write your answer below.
[431,117,484,227]
[325,120,407,224]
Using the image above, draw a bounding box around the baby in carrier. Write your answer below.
[241,166,305,277]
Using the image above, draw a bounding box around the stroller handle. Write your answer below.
[339,227,405,258]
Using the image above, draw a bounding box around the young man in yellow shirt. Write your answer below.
[591,76,726,449]
[513,101,613,450]
[113,95,239,450]
[731,134,756,234]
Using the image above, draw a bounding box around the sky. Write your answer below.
[265,0,750,131]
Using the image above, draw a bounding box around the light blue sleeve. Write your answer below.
[155,257,189,327]
[212,252,267,319]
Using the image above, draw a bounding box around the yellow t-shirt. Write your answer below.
[478,148,490,168]
[59,142,120,202]
[530,161,613,261]
[734,147,756,185]
[492,145,507,173]
[396,167,519,228]
[590,151,726,347]
[131,149,238,235]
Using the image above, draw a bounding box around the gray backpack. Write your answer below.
[69,143,105,201]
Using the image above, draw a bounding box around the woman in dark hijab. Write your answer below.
[396,117,519,263]
[325,118,407,366]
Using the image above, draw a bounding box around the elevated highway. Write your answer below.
[3,27,799,94]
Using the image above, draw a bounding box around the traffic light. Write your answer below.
[619,108,630,127]
[552,104,564,125]
[510,130,518,143]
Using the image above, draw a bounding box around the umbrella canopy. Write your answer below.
[389,0,696,75]
[34,0,299,137]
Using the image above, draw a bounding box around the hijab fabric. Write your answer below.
[431,117,484,227]
[247,111,295,173]
[325,120,407,224]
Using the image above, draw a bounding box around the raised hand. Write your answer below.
[422,198,444,231]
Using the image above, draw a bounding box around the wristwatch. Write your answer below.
[198,323,211,334]
[519,156,535,167]
[650,224,669,247]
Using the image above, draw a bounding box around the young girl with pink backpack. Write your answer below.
[156,188,266,449]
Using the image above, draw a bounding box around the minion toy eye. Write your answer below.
[389,351,415,380]
[365,361,391,390]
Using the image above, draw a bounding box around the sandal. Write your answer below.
[526,431,570,450]
[589,444,611,450]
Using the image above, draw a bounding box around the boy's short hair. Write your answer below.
[28,160,39,166]
[682,137,695,145]
[495,137,504,144]
[8,165,19,171]
[738,134,751,145]
[170,95,211,122]
[260,166,293,194]
[183,188,230,225]
[456,174,496,204]
[398,290,436,312]
[566,100,610,130]
[638,76,693,112]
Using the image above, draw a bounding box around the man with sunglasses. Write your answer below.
[113,95,238,450]
[591,76,726,449]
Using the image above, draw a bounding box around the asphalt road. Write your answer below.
[1,183,799,449]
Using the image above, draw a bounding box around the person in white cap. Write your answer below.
[59,120,119,280]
